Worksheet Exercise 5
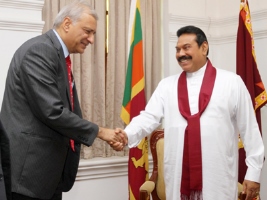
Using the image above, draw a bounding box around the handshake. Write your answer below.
[98,127,128,151]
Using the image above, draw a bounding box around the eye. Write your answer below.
[83,28,94,35]
[184,45,190,50]
[175,47,180,53]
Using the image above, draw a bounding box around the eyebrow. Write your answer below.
[83,28,96,34]
[175,43,191,49]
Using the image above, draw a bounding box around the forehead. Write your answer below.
[77,12,97,29]
[176,33,197,47]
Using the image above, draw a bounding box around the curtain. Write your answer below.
[42,0,162,159]
[141,0,162,100]
[105,0,131,156]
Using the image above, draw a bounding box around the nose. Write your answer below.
[176,50,186,61]
[87,34,94,44]
[177,48,186,57]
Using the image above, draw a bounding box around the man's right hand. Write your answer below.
[97,127,128,151]
[108,128,128,151]
[97,127,122,143]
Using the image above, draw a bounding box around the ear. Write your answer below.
[201,41,209,56]
[62,17,72,32]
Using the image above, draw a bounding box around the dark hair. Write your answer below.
[176,25,209,55]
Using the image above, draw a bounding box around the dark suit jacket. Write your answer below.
[0,120,11,200]
[0,29,99,199]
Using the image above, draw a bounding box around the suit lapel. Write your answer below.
[45,30,72,111]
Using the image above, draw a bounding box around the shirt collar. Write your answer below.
[53,29,69,58]
[187,61,207,78]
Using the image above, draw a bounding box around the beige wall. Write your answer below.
[1,0,267,199]
[0,0,44,106]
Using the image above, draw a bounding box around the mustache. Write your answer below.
[177,56,192,62]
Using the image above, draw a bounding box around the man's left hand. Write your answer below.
[243,179,260,200]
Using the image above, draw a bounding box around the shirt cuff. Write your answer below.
[125,127,142,148]
[244,167,262,183]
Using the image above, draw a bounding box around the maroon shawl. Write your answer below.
[178,60,216,199]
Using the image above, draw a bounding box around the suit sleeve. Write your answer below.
[0,120,11,200]
[20,42,98,146]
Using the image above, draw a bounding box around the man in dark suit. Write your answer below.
[0,1,124,199]
[0,120,11,200]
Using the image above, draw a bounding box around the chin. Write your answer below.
[179,65,190,72]
[76,49,85,54]
[182,69,191,72]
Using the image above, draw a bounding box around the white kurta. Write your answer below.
[125,65,264,200]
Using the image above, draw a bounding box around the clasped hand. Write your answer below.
[98,127,128,151]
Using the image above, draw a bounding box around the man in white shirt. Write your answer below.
[113,25,264,200]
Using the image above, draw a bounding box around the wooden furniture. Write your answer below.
[139,130,165,200]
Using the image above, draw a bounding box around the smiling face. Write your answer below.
[62,12,97,54]
[175,33,208,73]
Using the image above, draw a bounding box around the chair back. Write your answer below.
[150,130,166,200]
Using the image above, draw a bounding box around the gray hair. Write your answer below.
[53,0,98,29]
